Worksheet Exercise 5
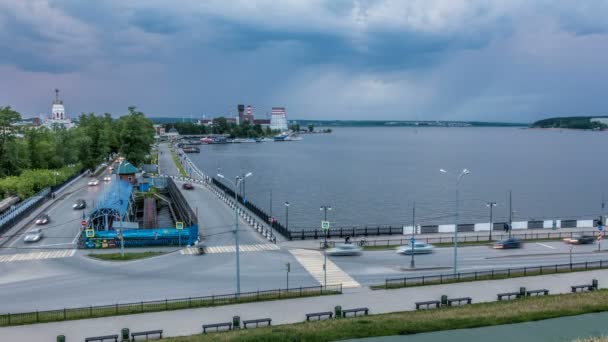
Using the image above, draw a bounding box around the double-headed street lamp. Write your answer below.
[320,205,332,288]
[440,168,470,275]
[487,202,497,241]
[217,171,253,295]
[284,202,290,231]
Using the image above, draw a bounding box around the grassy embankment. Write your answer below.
[170,149,188,177]
[163,290,608,342]
[87,252,165,261]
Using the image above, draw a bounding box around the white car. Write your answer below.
[103,176,111,182]
[88,179,99,186]
[325,244,362,256]
[396,242,435,255]
[23,228,44,242]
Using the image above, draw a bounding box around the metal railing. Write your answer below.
[383,260,608,289]
[0,284,342,326]
[322,230,600,248]
[0,188,51,235]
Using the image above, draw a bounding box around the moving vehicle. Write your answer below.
[88,179,99,186]
[493,237,522,249]
[23,228,44,242]
[73,199,86,210]
[563,234,595,245]
[35,214,50,225]
[103,176,111,182]
[182,183,194,190]
[325,244,362,256]
[396,242,435,255]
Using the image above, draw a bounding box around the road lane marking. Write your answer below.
[536,242,556,249]
[71,230,82,245]
[289,249,361,289]
[0,249,76,263]
[180,244,280,255]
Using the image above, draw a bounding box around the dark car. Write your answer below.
[564,234,595,245]
[35,214,50,225]
[182,183,194,190]
[72,199,86,210]
[493,237,522,249]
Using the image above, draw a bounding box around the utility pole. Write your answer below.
[285,202,290,231]
[509,190,513,238]
[269,189,273,237]
[410,201,416,268]
[320,205,332,288]
[286,262,290,289]
[487,202,497,241]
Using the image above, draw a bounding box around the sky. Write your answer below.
[1,1,608,123]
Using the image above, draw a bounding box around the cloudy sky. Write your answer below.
[1,0,607,122]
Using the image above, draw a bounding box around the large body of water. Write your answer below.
[189,127,607,230]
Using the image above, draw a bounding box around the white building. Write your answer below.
[43,89,75,129]
[270,107,288,131]
[591,118,608,125]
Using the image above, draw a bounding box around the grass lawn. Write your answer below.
[163,290,608,341]
[87,251,166,261]
[170,149,188,177]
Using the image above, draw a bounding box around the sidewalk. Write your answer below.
[2,268,608,340]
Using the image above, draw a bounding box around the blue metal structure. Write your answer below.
[87,180,134,231]
[84,225,198,248]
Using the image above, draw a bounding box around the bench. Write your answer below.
[447,297,472,306]
[84,335,118,342]
[497,292,520,301]
[342,307,369,317]
[202,322,232,334]
[243,318,272,329]
[415,300,441,309]
[131,329,162,341]
[305,311,333,321]
[526,289,549,297]
[571,284,594,293]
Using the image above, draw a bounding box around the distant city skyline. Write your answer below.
[1,1,608,122]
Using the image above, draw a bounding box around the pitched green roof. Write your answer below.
[112,161,139,175]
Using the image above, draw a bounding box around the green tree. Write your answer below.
[0,106,22,176]
[308,124,314,132]
[118,107,154,166]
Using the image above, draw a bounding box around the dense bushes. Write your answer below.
[0,165,81,199]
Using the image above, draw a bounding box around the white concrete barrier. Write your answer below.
[474,223,491,232]
[512,221,528,230]
[438,224,455,233]
[578,220,594,228]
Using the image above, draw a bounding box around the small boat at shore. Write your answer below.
[274,133,289,141]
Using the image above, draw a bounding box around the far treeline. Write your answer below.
[532,116,608,130]
[0,106,154,200]
[162,119,287,137]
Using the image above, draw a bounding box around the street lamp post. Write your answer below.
[284,202,290,231]
[411,201,416,268]
[217,171,252,296]
[487,202,497,241]
[320,205,332,288]
[440,168,470,275]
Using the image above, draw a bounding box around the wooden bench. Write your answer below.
[305,311,333,321]
[84,335,118,342]
[131,329,162,340]
[526,289,549,296]
[342,307,369,317]
[571,284,594,293]
[202,322,232,334]
[447,297,472,306]
[243,318,272,329]
[497,292,520,301]
[415,300,441,309]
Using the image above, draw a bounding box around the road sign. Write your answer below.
[321,221,330,230]
[410,237,416,244]
[176,221,184,230]
[81,220,87,227]
[85,229,95,238]
[599,224,603,232]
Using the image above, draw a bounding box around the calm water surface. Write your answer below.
[189,127,608,230]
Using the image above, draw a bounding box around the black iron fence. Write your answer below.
[383,260,608,289]
[213,178,290,238]
[0,284,342,327]
[322,230,600,248]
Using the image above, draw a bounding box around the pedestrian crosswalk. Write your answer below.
[180,243,280,255]
[0,249,76,263]
[289,249,361,288]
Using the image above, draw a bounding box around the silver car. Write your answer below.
[396,242,435,255]
[23,228,44,242]
[325,244,362,256]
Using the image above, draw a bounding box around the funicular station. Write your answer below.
[80,162,198,249]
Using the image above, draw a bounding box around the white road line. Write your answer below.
[536,242,556,249]
[190,244,279,255]
[35,243,75,248]
[71,230,82,244]
[289,249,360,288]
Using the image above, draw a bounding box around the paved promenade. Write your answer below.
[2,269,608,341]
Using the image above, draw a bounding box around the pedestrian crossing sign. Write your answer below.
[176,222,184,230]
[321,221,330,230]
[85,229,95,238]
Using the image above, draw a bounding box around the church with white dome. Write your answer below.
[43,89,75,129]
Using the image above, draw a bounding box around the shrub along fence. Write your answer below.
[0,284,342,327]
[381,260,608,289]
